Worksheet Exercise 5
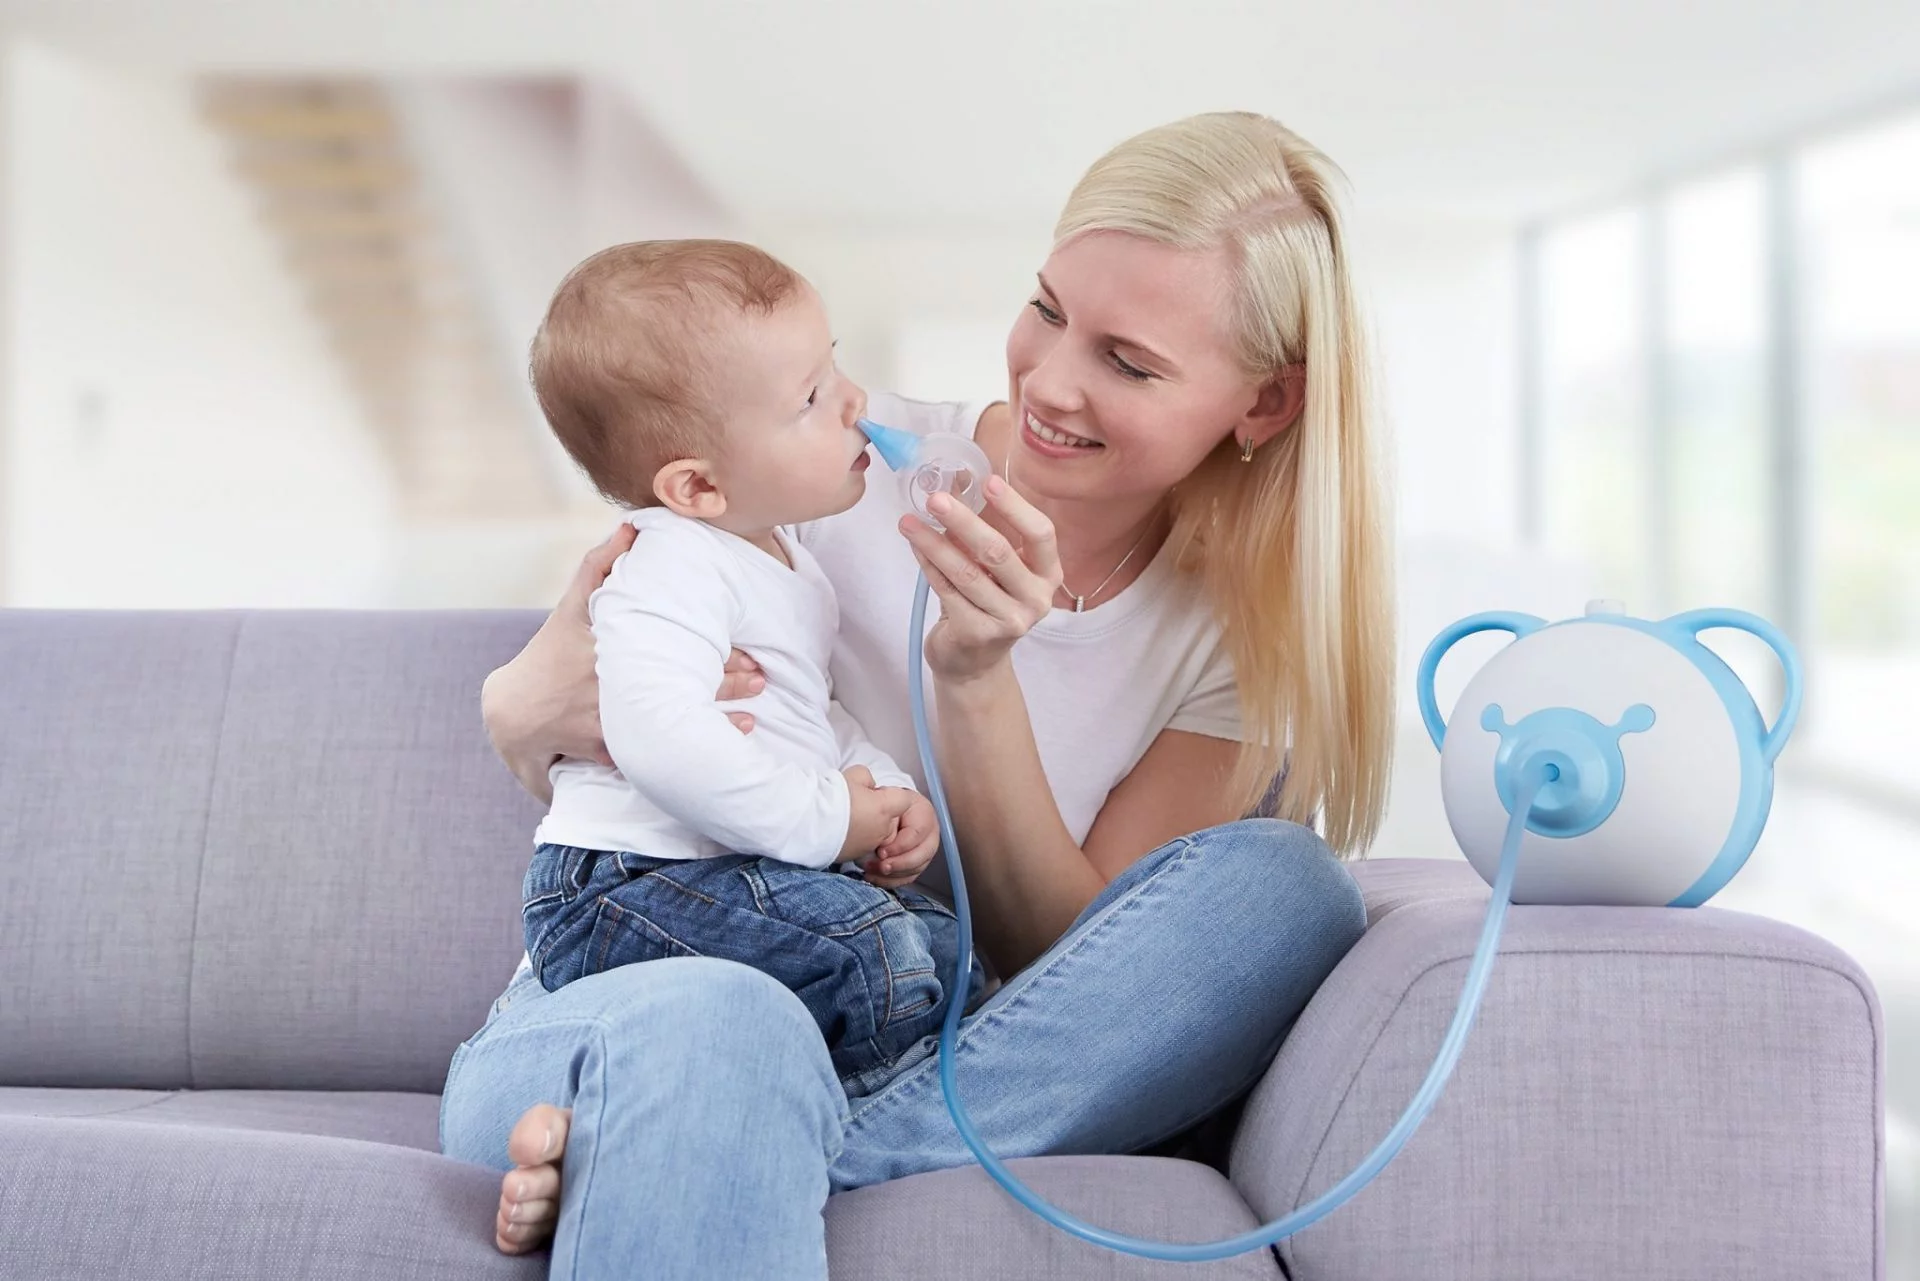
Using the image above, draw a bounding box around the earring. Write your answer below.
[1239,436,1255,463]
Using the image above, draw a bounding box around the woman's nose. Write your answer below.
[1021,346,1083,417]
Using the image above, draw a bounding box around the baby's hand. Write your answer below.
[839,767,916,861]
[863,793,939,888]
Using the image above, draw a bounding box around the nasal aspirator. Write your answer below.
[856,418,992,531]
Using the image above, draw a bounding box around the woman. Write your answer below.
[440,110,1394,1279]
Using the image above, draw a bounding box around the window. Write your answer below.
[1797,113,1920,789]
[1663,169,1771,618]
[1538,211,1649,607]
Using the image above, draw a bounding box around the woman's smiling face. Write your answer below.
[1003,230,1260,503]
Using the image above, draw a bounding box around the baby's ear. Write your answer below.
[652,458,728,519]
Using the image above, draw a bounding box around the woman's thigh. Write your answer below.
[439,957,850,1281]
[830,818,1367,1191]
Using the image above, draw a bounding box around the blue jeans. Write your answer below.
[522,844,986,1092]
[439,819,1367,1281]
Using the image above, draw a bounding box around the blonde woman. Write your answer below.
[440,111,1394,1280]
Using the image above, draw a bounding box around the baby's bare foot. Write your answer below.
[495,1104,570,1254]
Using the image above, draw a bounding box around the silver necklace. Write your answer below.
[1004,432,1155,614]
[1060,529,1151,612]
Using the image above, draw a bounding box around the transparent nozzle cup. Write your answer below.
[900,435,993,531]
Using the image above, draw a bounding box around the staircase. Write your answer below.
[197,77,565,521]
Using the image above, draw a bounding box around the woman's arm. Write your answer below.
[927,663,1096,971]
[934,675,1247,972]
[481,526,636,805]
[1080,729,1246,874]
[901,483,1247,973]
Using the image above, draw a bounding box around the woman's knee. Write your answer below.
[441,959,839,1165]
[580,959,839,1088]
[1188,817,1368,962]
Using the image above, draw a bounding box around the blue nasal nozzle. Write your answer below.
[856,417,923,472]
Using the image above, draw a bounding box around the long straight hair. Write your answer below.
[1055,112,1395,856]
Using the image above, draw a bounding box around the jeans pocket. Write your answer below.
[746,859,901,933]
[869,910,946,1027]
[895,888,983,1017]
[585,895,702,973]
[891,885,957,921]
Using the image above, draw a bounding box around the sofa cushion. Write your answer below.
[1348,855,1486,925]
[824,1155,1282,1279]
[0,612,238,1088]
[0,1113,538,1281]
[3,1095,1283,1279]
[0,1088,172,1119]
[1231,893,1884,1280]
[0,1087,442,1152]
[0,610,549,1093]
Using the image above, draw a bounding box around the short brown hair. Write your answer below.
[529,240,803,508]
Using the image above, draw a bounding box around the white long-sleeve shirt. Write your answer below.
[533,507,916,869]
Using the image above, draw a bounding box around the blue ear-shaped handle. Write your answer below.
[1662,608,1803,764]
[1417,612,1547,751]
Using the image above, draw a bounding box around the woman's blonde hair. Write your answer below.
[1055,111,1394,857]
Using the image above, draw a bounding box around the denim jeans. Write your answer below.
[440,818,1367,1281]
[522,844,986,1090]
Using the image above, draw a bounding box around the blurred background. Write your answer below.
[0,0,1913,1267]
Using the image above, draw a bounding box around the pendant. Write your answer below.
[1072,595,1086,613]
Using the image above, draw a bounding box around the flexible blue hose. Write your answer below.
[907,571,1546,1260]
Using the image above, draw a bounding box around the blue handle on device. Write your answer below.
[1659,608,1803,764]
[1416,612,1546,751]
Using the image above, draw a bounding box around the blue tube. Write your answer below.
[907,571,1547,1259]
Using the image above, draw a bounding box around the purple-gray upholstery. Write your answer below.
[0,610,1886,1278]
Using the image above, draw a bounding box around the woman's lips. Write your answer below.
[1020,409,1104,459]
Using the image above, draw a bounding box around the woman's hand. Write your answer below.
[481,524,634,800]
[898,475,1062,684]
[482,523,766,801]
[716,650,765,732]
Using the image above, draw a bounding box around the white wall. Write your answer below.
[1360,213,1525,545]
[3,41,394,607]
[395,82,584,369]
[753,224,1046,397]
[579,82,735,250]
[393,79,588,504]
[396,78,740,509]
[0,45,1549,622]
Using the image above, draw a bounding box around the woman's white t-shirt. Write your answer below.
[789,392,1241,851]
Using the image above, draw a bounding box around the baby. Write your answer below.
[522,240,983,1093]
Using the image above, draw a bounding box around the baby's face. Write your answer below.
[711,286,872,528]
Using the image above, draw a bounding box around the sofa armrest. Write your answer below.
[1229,858,1884,1280]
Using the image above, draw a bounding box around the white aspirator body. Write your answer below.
[1417,602,1803,908]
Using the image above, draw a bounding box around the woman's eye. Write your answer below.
[1028,298,1063,325]
[806,386,818,409]
[1110,353,1151,381]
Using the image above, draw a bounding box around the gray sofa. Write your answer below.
[0,610,1885,1279]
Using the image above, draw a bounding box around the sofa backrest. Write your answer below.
[0,609,547,1093]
